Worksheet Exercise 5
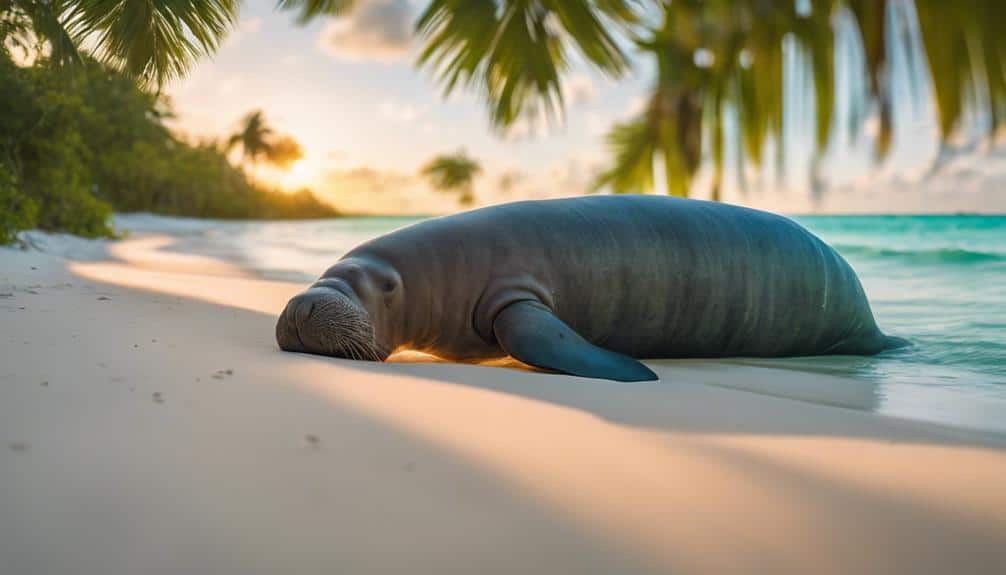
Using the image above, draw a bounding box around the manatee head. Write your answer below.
[276,257,403,361]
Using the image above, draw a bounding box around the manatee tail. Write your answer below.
[881,334,912,351]
[823,331,911,355]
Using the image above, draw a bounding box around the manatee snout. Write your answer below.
[276,287,388,361]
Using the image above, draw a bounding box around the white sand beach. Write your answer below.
[2,233,1005,575]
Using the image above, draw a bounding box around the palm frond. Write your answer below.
[20,0,81,67]
[593,117,657,194]
[276,0,355,26]
[416,0,635,129]
[62,0,239,86]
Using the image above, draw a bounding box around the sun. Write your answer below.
[281,158,315,190]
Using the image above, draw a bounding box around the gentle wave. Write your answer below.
[833,244,1005,264]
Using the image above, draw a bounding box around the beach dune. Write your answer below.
[2,235,1005,574]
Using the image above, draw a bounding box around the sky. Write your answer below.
[165,0,1006,215]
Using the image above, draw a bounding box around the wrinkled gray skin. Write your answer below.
[276,196,906,381]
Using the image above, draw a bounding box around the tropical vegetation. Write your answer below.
[0,1,337,244]
[415,0,1006,198]
[0,53,335,242]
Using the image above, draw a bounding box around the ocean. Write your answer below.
[121,212,1006,433]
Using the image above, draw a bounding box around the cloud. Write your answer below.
[626,95,648,117]
[586,112,610,137]
[547,156,604,196]
[379,99,420,123]
[244,17,263,34]
[215,75,244,97]
[563,74,597,106]
[863,114,881,138]
[317,0,412,62]
[223,16,263,48]
[782,143,1006,214]
[503,109,553,141]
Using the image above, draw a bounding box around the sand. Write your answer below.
[2,234,1005,575]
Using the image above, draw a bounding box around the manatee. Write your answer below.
[276,196,906,381]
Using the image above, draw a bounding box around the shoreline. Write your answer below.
[2,233,1005,574]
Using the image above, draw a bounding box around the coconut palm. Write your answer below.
[415,0,636,130]
[417,0,1006,199]
[226,110,304,170]
[227,110,275,165]
[421,150,482,205]
[0,0,353,86]
[595,1,818,198]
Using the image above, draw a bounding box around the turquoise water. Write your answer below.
[129,213,1006,433]
[792,215,1006,430]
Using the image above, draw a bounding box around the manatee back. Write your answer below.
[348,196,882,358]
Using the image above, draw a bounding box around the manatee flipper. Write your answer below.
[493,300,658,382]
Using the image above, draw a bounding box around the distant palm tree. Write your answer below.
[225,110,304,170]
[421,150,482,205]
[227,110,275,165]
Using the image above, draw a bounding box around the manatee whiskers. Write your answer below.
[303,298,388,361]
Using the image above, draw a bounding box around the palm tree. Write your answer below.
[227,110,274,165]
[5,0,1002,200]
[415,0,636,130]
[0,0,353,86]
[417,0,1006,199]
[421,150,482,205]
[226,110,304,170]
[595,1,812,198]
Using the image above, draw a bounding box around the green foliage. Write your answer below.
[0,0,239,86]
[19,126,113,237]
[0,52,112,238]
[69,62,334,220]
[416,0,635,129]
[2,0,352,87]
[0,162,36,244]
[419,0,1006,198]
[594,119,657,195]
[277,0,355,26]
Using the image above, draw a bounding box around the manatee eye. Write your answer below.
[382,281,395,292]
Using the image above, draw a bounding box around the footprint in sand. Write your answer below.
[8,442,30,454]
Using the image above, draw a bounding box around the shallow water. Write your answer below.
[116,212,1006,433]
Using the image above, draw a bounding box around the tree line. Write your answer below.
[0,53,335,244]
